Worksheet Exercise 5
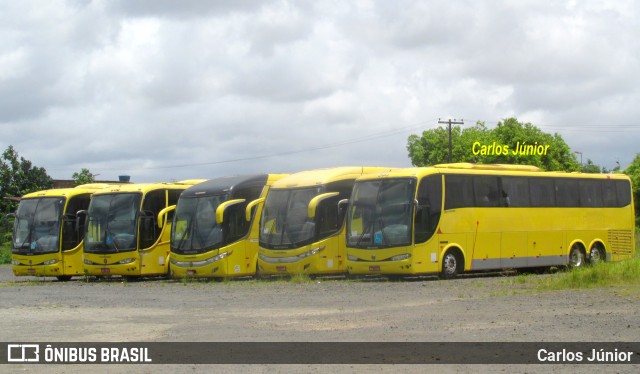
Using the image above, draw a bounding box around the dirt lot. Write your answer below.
[1,265,638,373]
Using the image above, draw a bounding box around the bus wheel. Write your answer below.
[588,245,605,265]
[440,250,461,279]
[56,275,72,282]
[568,245,585,268]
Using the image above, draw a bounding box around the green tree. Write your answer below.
[0,145,52,215]
[407,117,581,171]
[72,168,95,185]
[623,154,640,225]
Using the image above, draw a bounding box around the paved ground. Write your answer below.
[1,265,638,373]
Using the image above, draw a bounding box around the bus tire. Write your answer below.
[588,244,605,265]
[568,244,585,268]
[56,275,72,282]
[440,250,462,279]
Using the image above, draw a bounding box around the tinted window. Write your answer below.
[602,180,617,207]
[501,177,529,207]
[473,176,500,207]
[445,175,474,209]
[555,179,579,207]
[615,180,631,207]
[530,178,555,207]
[415,175,442,244]
[579,180,603,207]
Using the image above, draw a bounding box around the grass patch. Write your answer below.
[537,257,640,290]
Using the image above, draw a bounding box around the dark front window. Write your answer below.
[415,175,442,244]
[84,193,141,253]
[346,178,415,249]
[259,187,322,249]
[12,197,64,254]
[61,194,91,251]
[171,195,226,254]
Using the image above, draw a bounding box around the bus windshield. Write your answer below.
[347,178,415,249]
[12,197,64,254]
[260,187,322,249]
[171,195,226,254]
[84,193,141,253]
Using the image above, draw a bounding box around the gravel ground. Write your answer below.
[1,265,638,373]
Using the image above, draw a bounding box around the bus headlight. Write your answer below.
[298,246,323,259]
[389,253,411,261]
[258,247,324,263]
[42,259,59,265]
[11,260,20,265]
[117,258,136,265]
[170,251,232,267]
[84,259,96,265]
[347,255,359,261]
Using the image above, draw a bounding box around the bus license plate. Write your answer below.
[369,266,381,272]
[101,268,110,274]
[27,268,35,274]
[187,270,196,276]
[276,266,287,272]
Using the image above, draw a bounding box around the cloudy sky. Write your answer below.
[1,0,638,183]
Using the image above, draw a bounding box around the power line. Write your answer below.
[80,118,442,171]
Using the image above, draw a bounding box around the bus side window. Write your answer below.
[415,175,442,244]
[62,194,91,250]
[139,189,166,249]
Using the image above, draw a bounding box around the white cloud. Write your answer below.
[1,0,639,182]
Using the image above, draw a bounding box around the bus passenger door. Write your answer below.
[138,190,168,275]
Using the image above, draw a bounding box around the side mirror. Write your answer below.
[157,205,176,229]
[75,210,88,233]
[307,192,339,219]
[215,199,246,224]
[245,197,265,222]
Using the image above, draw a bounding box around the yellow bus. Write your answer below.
[257,167,392,276]
[169,174,287,278]
[82,180,205,279]
[346,164,635,278]
[10,184,111,281]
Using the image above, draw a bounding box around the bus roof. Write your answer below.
[91,180,206,195]
[271,167,393,189]
[180,174,287,198]
[356,164,632,182]
[21,184,114,199]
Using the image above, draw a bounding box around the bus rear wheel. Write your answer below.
[440,250,461,279]
[568,245,585,268]
[589,245,605,265]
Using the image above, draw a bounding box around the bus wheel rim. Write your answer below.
[569,246,583,268]
[590,247,603,264]
[444,254,457,274]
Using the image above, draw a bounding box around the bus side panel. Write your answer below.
[61,243,85,276]
[500,232,528,268]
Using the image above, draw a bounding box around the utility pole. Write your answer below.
[438,118,464,163]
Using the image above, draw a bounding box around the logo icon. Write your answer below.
[7,344,39,362]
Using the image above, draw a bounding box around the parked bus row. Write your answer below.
[8,164,635,281]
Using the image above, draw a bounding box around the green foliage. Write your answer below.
[72,168,95,185]
[407,118,582,171]
[624,154,640,225]
[0,145,52,215]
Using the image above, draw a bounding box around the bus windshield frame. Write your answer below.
[171,193,229,255]
[84,192,142,254]
[12,197,65,255]
[346,178,416,249]
[259,186,323,249]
